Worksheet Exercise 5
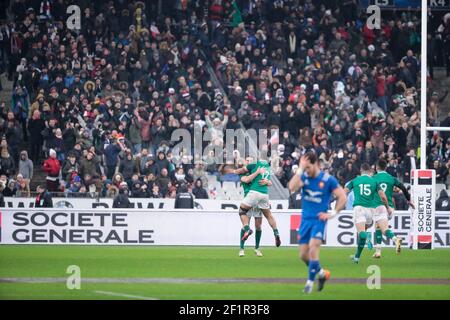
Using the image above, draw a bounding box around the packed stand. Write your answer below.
[206,0,450,196]
[0,0,449,204]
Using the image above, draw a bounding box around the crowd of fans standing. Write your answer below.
[0,0,448,206]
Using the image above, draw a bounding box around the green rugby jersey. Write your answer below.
[346,174,380,208]
[246,160,271,195]
[372,171,401,207]
[239,173,251,197]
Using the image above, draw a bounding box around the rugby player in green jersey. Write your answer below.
[345,163,391,263]
[371,159,415,258]
[233,156,281,247]
[238,157,271,257]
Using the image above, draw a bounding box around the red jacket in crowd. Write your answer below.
[42,157,61,177]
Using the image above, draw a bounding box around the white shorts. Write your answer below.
[374,205,394,222]
[353,206,374,225]
[242,190,270,210]
[247,207,263,218]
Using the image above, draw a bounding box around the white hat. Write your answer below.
[220,55,228,64]
[49,149,56,156]
[313,84,319,90]
[368,45,375,52]
[168,88,175,94]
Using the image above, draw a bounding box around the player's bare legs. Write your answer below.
[261,208,281,247]
[299,244,310,266]
[254,217,263,256]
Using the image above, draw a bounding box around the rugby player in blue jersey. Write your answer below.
[288,151,347,294]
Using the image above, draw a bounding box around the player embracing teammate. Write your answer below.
[237,157,270,257]
[234,155,281,250]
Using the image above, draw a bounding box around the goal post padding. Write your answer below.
[410,170,436,250]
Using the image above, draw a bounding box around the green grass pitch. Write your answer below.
[0,245,449,300]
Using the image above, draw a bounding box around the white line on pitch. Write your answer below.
[93,290,159,300]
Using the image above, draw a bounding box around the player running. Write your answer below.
[234,156,281,247]
[371,159,415,258]
[238,157,269,257]
[344,163,392,264]
[288,151,347,294]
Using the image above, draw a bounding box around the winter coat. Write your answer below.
[42,157,61,177]
[18,150,33,179]
[119,157,137,180]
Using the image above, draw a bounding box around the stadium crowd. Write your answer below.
[0,0,449,206]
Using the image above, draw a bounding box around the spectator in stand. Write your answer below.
[18,150,33,185]
[436,190,450,212]
[2,0,440,199]
[192,178,208,199]
[62,153,79,186]
[149,184,163,198]
[0,146,15,178]
[174,182,194,209]
[400,148,418,184]
[288,190,302,210]
[392,186,409,210]
[0,181,5,207]
[34,185,53,208]
[42,149,61,192]
[113,182,131,208]
[119,151,138,185]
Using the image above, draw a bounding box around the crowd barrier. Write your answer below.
[1,208,449,247]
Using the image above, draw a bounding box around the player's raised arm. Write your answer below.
[288,156,308,192]
[288,169,303,192]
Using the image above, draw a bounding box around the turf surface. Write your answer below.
[0,246,449,299]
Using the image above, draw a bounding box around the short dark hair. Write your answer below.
[361,163,371,172]
[377,159,387,170]
[304,151,317,164]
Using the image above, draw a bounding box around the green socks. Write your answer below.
[375,229,383,244]
[385,229,397,241]
[255,230,262,249]
[355,231,367,259]
[240,229,245,249]
[273,229,279,236]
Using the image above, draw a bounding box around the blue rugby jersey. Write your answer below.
[300,171,339,219]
